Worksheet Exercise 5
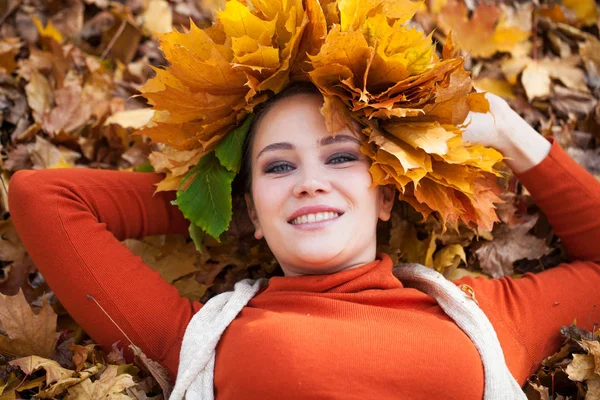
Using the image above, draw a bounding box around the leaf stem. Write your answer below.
[86,294,136,347]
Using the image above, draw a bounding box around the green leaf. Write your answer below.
[188,223,205,254]
[134,161,155,172]
[215,114,254,173]
[176,152,235,239]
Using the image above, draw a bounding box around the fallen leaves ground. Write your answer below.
[0,0,599,399]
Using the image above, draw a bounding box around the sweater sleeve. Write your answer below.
[8,167,200,380]
[453,136,600,384]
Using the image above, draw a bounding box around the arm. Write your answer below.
[8,168,199,380]
[458,98,600,384]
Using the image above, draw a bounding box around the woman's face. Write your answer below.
[247,92,395,277]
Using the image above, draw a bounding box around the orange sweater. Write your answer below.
[8,136,600,399]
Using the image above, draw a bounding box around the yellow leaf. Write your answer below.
[466,92,490,114]
[47,155,74,169]
[389,216,436,268]
[473,78,515,100]
[433,244,466,274]
[31,16,63,43]
[338,0,422,31]
[382,122,455,155]
[152,172,183,193]
[105,109,155,129]
[562,0,598,26]
[142,0,173,34]
[438,0,530,58]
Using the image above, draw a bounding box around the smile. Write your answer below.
[290,212,340,225]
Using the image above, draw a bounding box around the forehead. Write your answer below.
[254,93,329,150]
[252,93,360,153]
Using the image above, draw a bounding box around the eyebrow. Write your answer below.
[256,134,362,159]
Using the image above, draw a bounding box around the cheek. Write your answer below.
[341,165,380,213]
[251,177,291,220]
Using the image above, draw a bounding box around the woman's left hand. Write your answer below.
[461,92,515,152]
[461,91,552,174]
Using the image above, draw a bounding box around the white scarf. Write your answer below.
[169,263,527,399]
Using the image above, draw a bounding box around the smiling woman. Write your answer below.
[8,85,600,400]
[7,0,600,398]
[241,85,394,276]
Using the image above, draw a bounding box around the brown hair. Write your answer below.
[238,81,322,194]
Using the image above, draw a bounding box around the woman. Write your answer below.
[8,84,600,399]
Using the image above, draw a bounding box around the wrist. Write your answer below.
[495,112,552,174]
[497,109,552,173]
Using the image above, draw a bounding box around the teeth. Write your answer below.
[291,212,339,225]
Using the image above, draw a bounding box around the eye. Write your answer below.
[327,152,358,165]
[264,162,294,174]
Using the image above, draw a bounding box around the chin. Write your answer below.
[288,243,345,267]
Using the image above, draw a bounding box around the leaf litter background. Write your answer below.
[1,0,600,398]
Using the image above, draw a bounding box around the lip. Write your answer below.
[287,205,345,223]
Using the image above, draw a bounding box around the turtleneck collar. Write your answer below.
[260,253,404,294]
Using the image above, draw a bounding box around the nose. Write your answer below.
[292,168,332,197]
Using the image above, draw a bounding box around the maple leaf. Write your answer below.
[122,236,199,284]
[502,56,589,101]
[65,365,136,399]
[473,214,552,278]
[565,341,600,381]
[9,356,74,385]
[0,289,60,358]
[39,364,101,399]
[436,0,531,58]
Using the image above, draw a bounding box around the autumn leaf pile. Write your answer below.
[1,0,600,399]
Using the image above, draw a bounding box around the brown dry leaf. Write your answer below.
[42,82,93,136]
[566,353,596,381]
[0,220,27,263]
[28,135,81,170]
[65,365,135,400]
[122,236,199,284]
[38,364,101,399]
[129,344,172,399]
[551,85,598,118]
[0,254,37,298]
[389,215,436,268]
[173,277,210,300]
[70,343,97,373]
[566,147,600,175]
[524,380,551,400]
[24,71,54,123]
[504,57,589,101]
[474,214,552,278]
[0,37,22,74]
[437,0,531,58]
[0,289,60,358]
[9,355,73,385]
